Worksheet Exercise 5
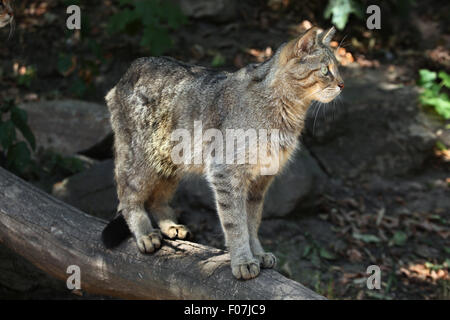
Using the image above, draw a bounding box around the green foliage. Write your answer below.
[418,69,450,120]
[211,53,226,67]
[352,233,381,243]
[303,233,336,267]
[40,151,86,176]
[108,0,186,55]
[390,231,408,246]
[16,66,37,88]
[324,0,364,30]
[0,100,36,175]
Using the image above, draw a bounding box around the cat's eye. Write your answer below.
[321,65,329,76]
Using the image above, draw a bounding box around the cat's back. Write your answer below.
[116,56,227,97]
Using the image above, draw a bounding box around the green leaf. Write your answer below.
[418,69,437,87]
[6,141,31,174]
[319,247,337,260]
[57,53,74,76]
[107,0,184,55]
[211,53,226,67]
[435,141,447,151]
[391,231,408,246]
[310,250,321,267]
[17,66,36,88]
[135,0,160,26]
[0,120,16,150]
[140,26,172,56]
[324,0,363,30]
[107,9,140,34]
[419,69,450,120]
[70,77,88,98]
[161,0,187,29]
[11,107,36,151]
[445,258,450,267]
[303,244,312,258]
[353,233,381,243]
[422,95,450,119]
[438,71,450,88]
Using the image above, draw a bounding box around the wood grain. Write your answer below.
[0,167,324,300]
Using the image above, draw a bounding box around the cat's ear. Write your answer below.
[294,26,320,55]
[319,26,336,46]
[280,27,319,64]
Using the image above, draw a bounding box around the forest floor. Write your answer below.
[0,0,449,299]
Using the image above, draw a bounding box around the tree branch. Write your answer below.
[0,167,324,300]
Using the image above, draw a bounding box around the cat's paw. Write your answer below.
[137,230,162,253]
[231,259,260,280]
[164,224,192,240]
[255,252,277,269]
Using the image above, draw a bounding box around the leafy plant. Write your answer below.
[418,69,450,119]
[352,232,381,243]
[211,52,226,67]
[389,231,408,246]
[16,66,37,88]
[39,150,86,176]
[108,0,186,55]
[58,16,103,99]
[303,233,336,267]
[0,99,36,175]
[324,0,364,30]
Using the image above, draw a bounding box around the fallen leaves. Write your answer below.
[330,41,355,66]
[245,47,273,63]
[400,263,449,283]
[434,148,450,161]
[346,248,363,262]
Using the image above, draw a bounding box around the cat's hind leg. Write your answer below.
[113,139,162,253]
[115,171,162,254]
[147,177,192,240]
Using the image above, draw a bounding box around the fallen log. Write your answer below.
[0,167,324,300]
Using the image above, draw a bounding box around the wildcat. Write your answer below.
[0,0,13,28]
[102,26,343,280]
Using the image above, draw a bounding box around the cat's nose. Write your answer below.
[338,82,344,90]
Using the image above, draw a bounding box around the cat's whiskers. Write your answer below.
[336,34,348,52]
[312,101,323,136]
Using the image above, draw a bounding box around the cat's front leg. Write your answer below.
[247,176,277,269]
[209,170,260,280]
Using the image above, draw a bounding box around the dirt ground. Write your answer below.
[0,0,449,299]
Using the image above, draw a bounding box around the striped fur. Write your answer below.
[102,26,343,280]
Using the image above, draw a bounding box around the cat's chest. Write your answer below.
[249,137,297,178]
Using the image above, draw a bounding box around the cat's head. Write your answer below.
[278,26,344,103]
[0,0,13,28]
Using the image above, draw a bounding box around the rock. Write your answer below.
[19,100,111,156]
[54,148,326,220]
[52,160,117,220]
[175,0,237,22]
[263,148,326,217]
[78,133,114,160]
[303,68,436,180]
